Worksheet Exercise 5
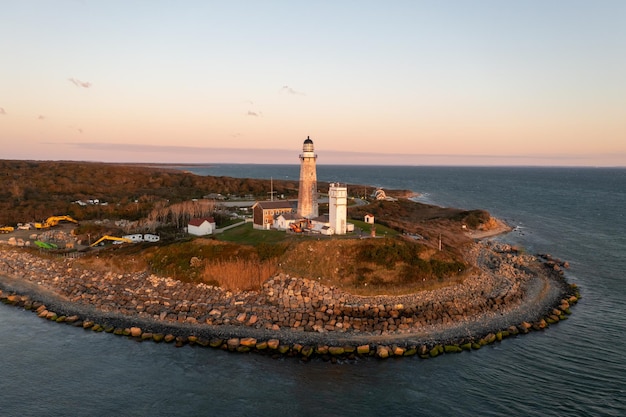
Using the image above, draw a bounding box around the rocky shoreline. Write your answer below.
[0,241,579,361]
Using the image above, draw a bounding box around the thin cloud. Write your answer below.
[281,85,305,96]
[247,111,261,117]
[0,107,6,115]
[38,115,45,120]
[60,142,286,155]
[50,142,625,166]
[68,77,92,88]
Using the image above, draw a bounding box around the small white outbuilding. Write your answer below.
[188,217,216,236]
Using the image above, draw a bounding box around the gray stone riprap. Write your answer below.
[0,241,577,360]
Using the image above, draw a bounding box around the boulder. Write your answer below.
[301,345,314,357]
[130,327,142,337]
[481,333,496,344]
[444,345,462,353]
[329,346,345,356]
[240,337,257,348]
[403,347,417,356]
[392,346,405,356]
[376,345,391,359]
[227,338,240,351]
[6,295,19,305]
[315,345,329,355]
[357,345,370,355]
[196,338,210,347]
[460,342,472,351]
[343,345,355,354]
[209,338,223,348]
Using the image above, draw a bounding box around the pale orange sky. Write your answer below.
[1,1,625,166]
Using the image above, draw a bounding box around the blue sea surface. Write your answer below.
[1,166,625,416]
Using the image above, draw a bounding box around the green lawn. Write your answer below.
[217,219,399,245]
[216,222,291,245]
[349,219,400,237]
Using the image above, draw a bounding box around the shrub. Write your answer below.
[202,259,277,291]
[256,242,288,261]
[356,239,420,266]
[400,260,466,284]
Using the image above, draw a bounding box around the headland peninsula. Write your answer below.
[0,160,578,361]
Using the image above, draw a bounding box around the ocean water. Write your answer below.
[1,166,625,416]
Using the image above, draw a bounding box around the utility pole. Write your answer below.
[267,177,277,201]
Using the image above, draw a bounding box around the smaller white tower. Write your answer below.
[329,183,347,235]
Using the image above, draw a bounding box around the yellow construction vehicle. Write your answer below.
[35,215,79,229]
[90,235,133,247]
[0,226,14,233]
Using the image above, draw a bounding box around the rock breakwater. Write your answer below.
[0,242,578,361]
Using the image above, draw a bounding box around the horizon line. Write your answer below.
[2,158,625,169]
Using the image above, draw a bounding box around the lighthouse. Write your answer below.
[297,136,318,218]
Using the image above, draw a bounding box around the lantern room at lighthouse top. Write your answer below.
[300,136,316,159]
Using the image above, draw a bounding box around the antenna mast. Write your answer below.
[267,177,276,201]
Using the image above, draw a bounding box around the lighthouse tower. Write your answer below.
[297,136,318,218]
